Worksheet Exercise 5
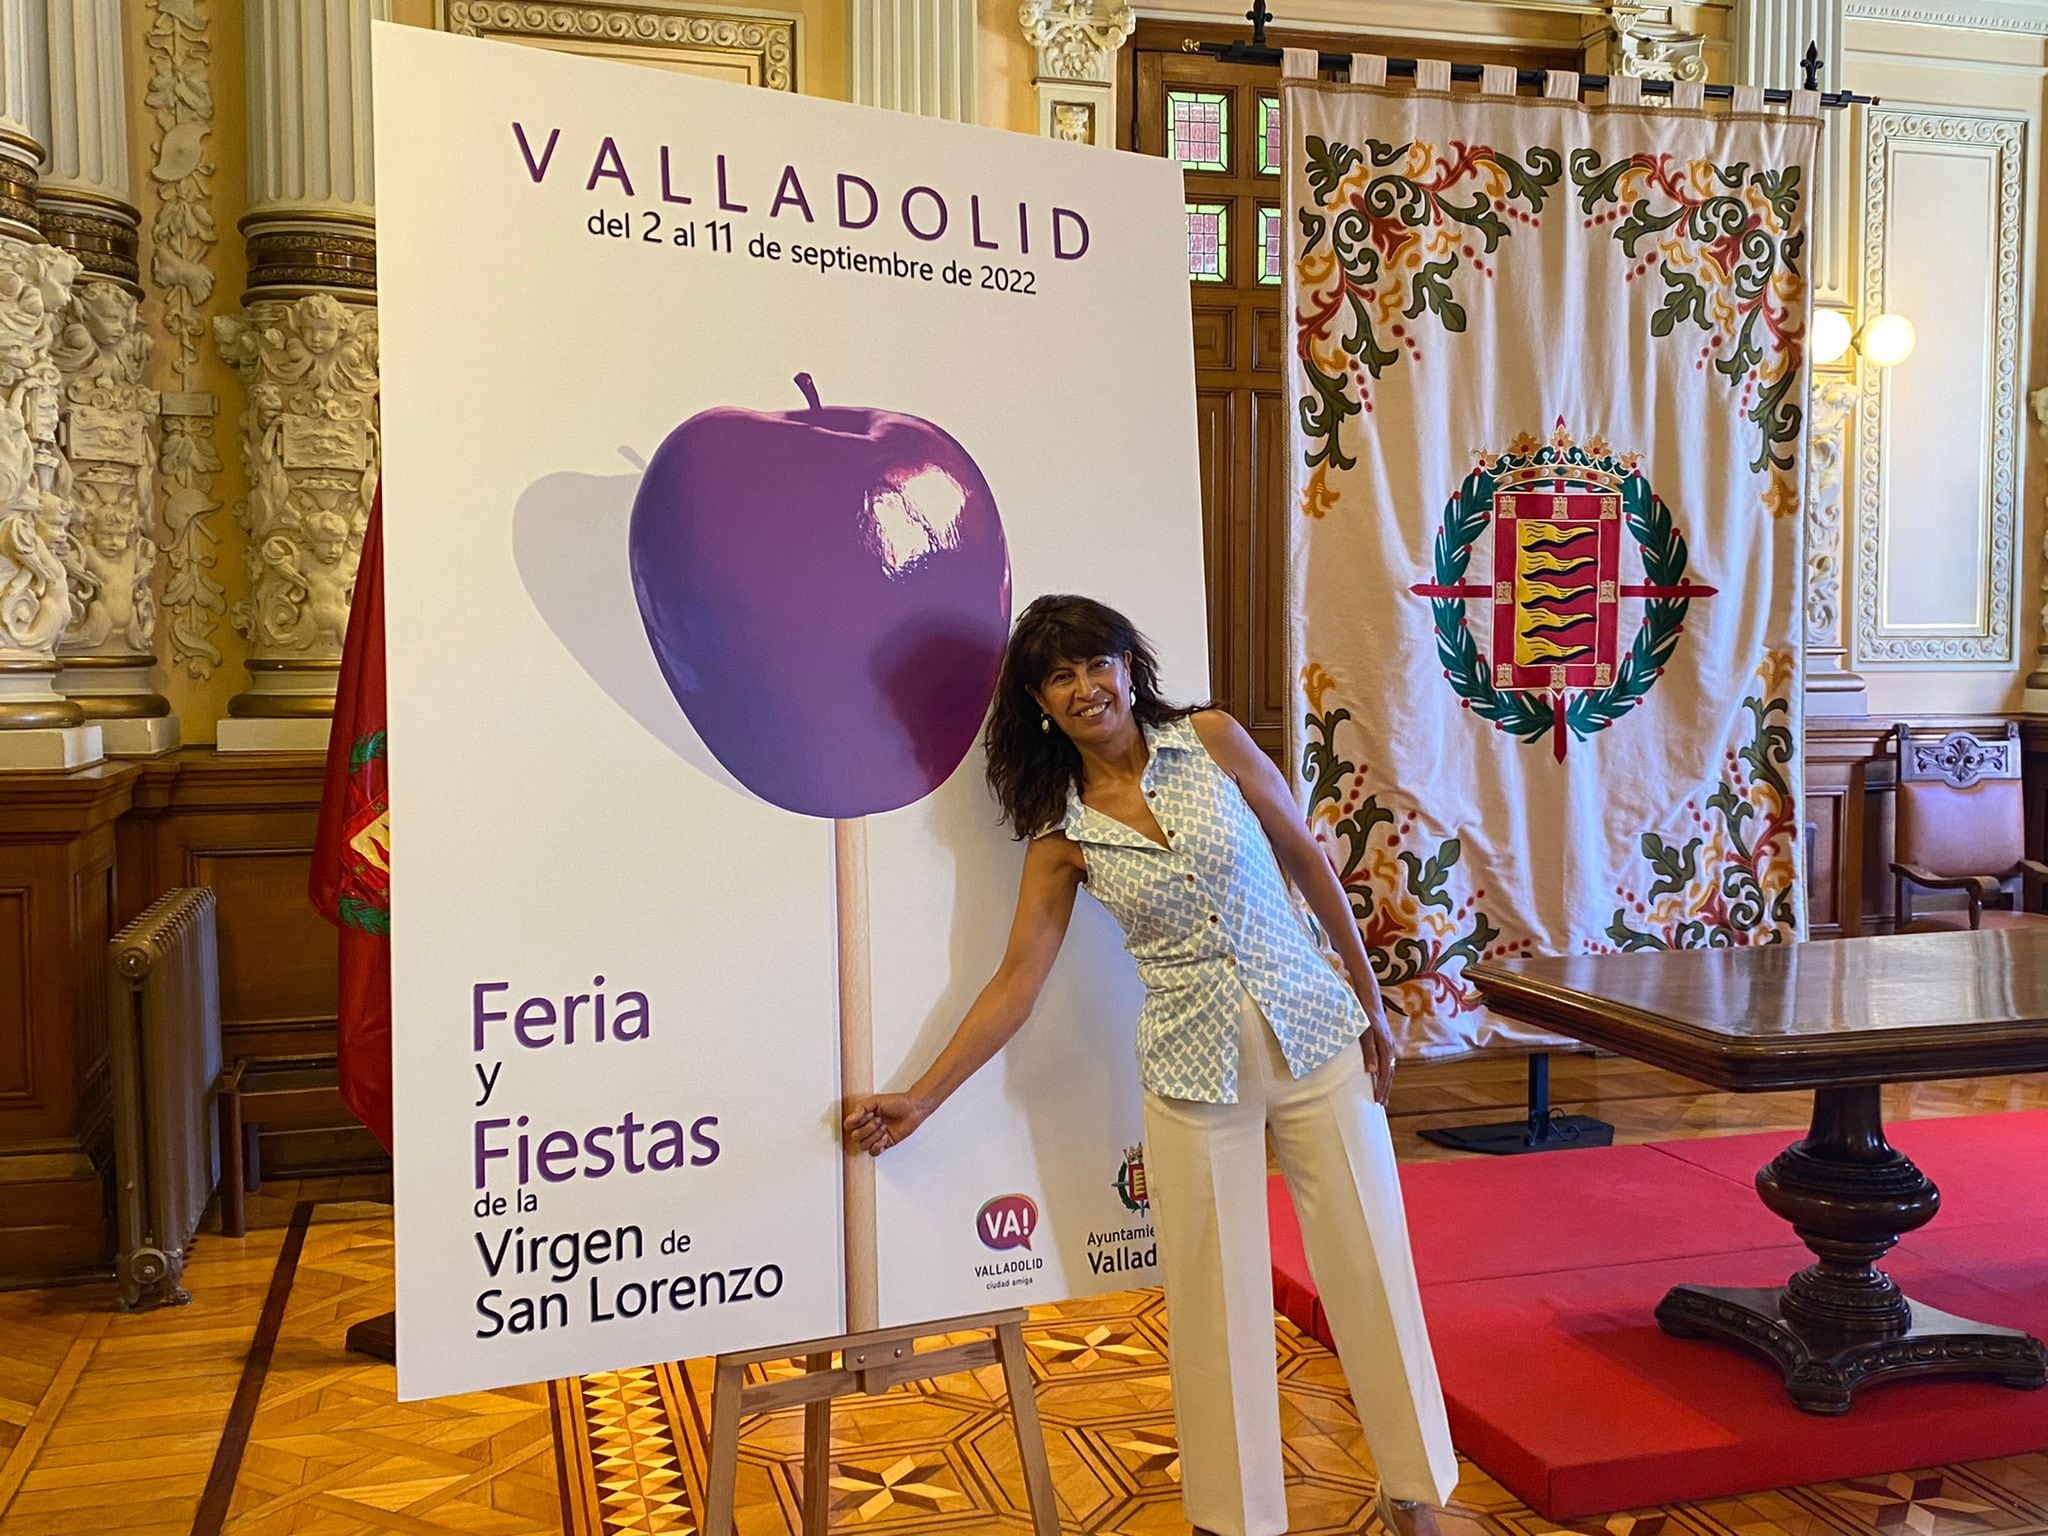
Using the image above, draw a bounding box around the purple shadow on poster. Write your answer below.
[628,374,1012,819]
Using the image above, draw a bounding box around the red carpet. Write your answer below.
[1267,1110,2048,1518]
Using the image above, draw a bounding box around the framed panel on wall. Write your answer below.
[1854,105,2025,667]
[439,0,798,91]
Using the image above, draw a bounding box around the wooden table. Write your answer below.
[1468,929,2048,1415]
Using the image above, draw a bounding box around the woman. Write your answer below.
[844,595,1457,1536]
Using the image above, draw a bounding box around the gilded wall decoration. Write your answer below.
[145,0,229,676]
[441,2,797,92]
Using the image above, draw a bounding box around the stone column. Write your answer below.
[849,0,977,121]
[43,0,177,754]
[211,0,385,753]
[0,0,100,770]
[1019,0,1133,147]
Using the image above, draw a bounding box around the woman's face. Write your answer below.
[1032,652,1133,745]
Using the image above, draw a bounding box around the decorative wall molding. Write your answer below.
[1806,375,1856,645]
[442,1,798,93]
[1843,0,2048,36]
[212,295,377,670]
[1020,0,1134,146]
[145,0,229,678]
[1853,107,2022,666]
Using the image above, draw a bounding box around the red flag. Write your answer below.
[310,490,392,1152]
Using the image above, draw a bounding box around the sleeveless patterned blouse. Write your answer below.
[1053,718,1367,1103]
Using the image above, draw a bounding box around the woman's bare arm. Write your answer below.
[844,832,1084,1154]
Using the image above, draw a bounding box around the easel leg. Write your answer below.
[802,1351,833,1536]
[994,1320,1058,1536]
[703,1357,746,1536]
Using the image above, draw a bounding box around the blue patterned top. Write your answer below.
[1054,718,1367,1103]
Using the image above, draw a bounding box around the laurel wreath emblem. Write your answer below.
[1425,435,1697,754]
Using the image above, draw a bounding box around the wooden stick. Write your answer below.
[835,816,879,1334]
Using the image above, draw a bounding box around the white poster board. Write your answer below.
[375,22,1206,1398]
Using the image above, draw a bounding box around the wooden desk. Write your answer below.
[1469,930,2048,1414]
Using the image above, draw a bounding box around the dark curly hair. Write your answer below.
[983,594,1202,839]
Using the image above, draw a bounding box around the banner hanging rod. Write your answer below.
[1195,8,1877,110]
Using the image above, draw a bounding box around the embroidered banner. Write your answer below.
[1283,60,1816,1056]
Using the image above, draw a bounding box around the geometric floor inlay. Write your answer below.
[11,1064,2048,1535]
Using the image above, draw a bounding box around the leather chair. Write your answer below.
[1891,723,2048,933]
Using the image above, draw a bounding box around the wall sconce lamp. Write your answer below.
[1810,308,1916,368]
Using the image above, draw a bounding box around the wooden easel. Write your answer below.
[699,1308,1059,1536]
[698,820,1062,1535]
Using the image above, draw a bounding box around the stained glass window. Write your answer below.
[1257,206,1283,285]
[1186,202,1228,282]
[1168,91,1229,172]
[1258,96,1282,176]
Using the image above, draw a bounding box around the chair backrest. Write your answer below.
[1894,725,2025,879]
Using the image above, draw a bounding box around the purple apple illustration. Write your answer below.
[630,374,1011,817]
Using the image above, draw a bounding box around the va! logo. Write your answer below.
[1114,1145,1148,1213]
[976,1194,1037,1251]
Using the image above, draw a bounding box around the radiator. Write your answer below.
[108,887,223,1310]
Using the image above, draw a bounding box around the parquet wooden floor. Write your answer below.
[3,1061,2045,1536]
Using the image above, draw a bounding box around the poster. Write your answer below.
[374,22,1205,1398]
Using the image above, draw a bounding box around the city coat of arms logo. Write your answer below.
[1114,1146,1148,1213]
[1409,422,1716,762]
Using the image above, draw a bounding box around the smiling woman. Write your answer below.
[844,593,1459,1536]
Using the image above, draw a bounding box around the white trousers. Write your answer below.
[1142,989,1458,1536]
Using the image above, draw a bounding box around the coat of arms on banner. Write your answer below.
[1409,423,1717,763]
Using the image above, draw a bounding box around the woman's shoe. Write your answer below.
[1375,1484,1448,1536]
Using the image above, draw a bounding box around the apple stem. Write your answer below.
[794,373,823,412]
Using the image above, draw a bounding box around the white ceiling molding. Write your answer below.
[1845,0,2048,36]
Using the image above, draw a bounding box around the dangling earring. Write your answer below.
[1128,687,1136,708]
[1040,714,1051,733]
